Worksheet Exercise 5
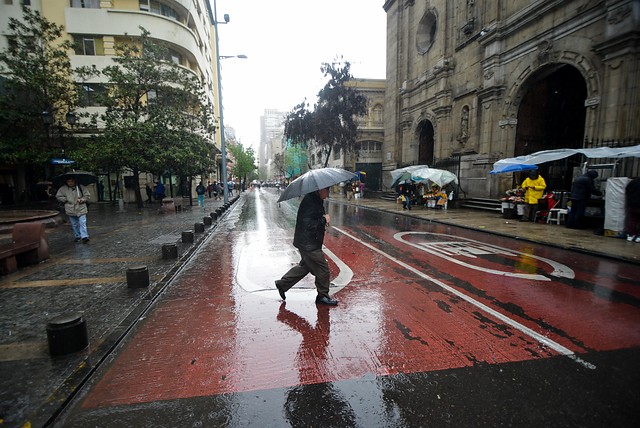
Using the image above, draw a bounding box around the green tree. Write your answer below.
[227,142,257,189]
[0,6,77,173]
[75,28,215,208]
[284,59,366,168]
[283,142,308,178]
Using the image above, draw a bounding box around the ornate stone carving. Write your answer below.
[456,106,470,145]
[537,40,553,63]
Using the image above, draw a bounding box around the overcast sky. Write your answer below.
[212,0,387,151]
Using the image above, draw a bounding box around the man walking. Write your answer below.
[274,187,338,306]
[56,176,91,243]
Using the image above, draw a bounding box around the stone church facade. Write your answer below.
[383,0,639,198]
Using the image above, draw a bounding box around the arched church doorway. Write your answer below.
[417,120,434,166]
[515,64,587,190]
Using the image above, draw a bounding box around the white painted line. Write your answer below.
[333,226,595,370]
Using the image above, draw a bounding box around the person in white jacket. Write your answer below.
[56,176,91,243]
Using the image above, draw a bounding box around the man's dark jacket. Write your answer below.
[571,172,602,200]
[293,191,326,252]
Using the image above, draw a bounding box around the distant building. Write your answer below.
[383,0,639,198]
[259,109,287,179]
[307,78,385,190]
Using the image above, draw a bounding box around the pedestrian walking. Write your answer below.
[155,181,165,202]
[97,181,105,202]
[196,181,206,208]
[55,176,91,243]
[520,170,546,222]
[275,187,338,306]
[566,170,602,229]
[145,184,153,204]
[227,180,234,197]
[346,181,354,201]
[211,181,218,200]
[207,181,213,198]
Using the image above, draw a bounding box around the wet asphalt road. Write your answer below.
[51,188,640,426]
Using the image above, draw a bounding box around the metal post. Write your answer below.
[213,0,229,204]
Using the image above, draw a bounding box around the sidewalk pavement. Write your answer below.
[1,191,638,427]
[335,193,640,265]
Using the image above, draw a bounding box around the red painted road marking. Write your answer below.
[81,228,564,409]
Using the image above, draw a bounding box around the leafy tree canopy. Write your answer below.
[0,6,77,165]
[284,58,367,167]
[227,142,257,184]
[73,27,216,207]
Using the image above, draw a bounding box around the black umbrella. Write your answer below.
[52,170,98,188]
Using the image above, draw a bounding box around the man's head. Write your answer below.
[318,187,330,200]
[528,170,538,179]
[587,170,598,179]
[65,177,76,187]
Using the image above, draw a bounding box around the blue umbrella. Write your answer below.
[489,164,538,174]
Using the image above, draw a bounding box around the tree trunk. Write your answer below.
[323,146,332,168]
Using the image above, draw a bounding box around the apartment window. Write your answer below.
[73,35,103,55]
[22,0,30,5]
[373,105,383,124]
[79,83,107,107]
[164,48,182,65]
[71,0,100,8]
[5,1,14,6]
[333,148,341,160]
[140,0,178,21]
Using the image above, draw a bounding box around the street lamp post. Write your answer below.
[213,2,247,204]
[213,0,229,204]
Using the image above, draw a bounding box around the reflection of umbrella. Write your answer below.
[489,163,538,174]
[278,168,356,202]
[52,170,98,188]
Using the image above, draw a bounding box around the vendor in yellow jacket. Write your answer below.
[520,170,546,222]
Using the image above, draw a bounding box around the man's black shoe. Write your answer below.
[275,281,286,301]
[315,295,338,306]
[82,237,90,243]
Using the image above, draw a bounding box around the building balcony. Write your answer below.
[64,7,209,79]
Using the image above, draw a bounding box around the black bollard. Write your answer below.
[203,216,212,226]
[47,313,89,357]
[162,243,178,259]
[194,222,205,233]
[210,212,218,221]
[127,265,149,288]
[182,230,194,243]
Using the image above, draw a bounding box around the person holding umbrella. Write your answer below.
[55,175,91,243]
[275,168,356,306]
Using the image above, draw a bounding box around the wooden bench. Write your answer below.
[0,222,50,275]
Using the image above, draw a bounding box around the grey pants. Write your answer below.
[278,248,330,298]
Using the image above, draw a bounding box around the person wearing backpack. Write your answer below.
[196,181,206,208]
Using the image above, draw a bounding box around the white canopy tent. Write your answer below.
[491,145,640,173]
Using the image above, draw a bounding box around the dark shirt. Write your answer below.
[570,174,602,200]
[293,192,327,252]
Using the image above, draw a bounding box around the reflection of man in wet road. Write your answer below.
[275,187,338,306]
[277,304,356,425]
